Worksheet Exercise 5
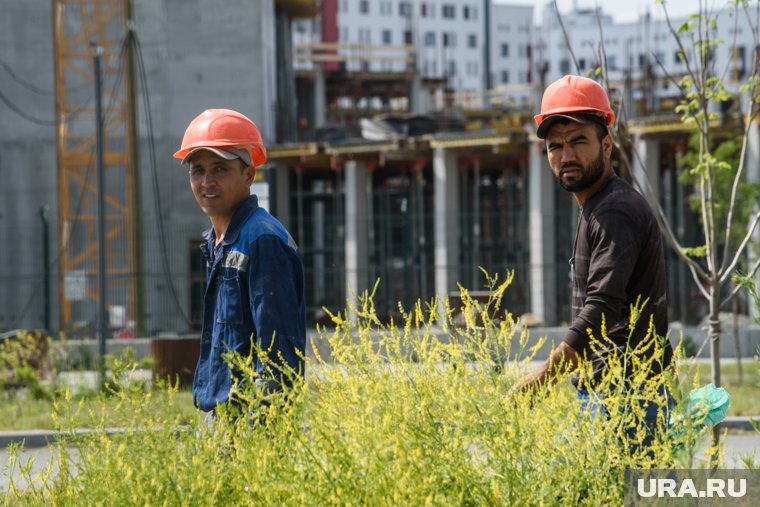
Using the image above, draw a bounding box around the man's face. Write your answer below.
[188,150,253,220]
[545,121,610,193]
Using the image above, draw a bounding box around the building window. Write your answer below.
[501,43,509,57]
[421,2,427,17]
[607,55,617,70]
[579,58,586,70]
[463,6,470,19]
[404,30,413,44]
[382,29,392,44]
[468,34,477,48]
[734,46,746,66]
[399,1,412,17]
[448,60,456,76]
[501,70,509,83]
[560,59,570,73]
[360,0,369,14]
[424,31,436,46]
[443,32,456,48]
[442,4,456,19]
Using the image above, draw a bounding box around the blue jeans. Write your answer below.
[577,385,674,456]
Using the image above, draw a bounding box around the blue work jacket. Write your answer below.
[192,195,306,412]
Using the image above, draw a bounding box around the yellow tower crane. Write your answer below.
[52,0,139,334]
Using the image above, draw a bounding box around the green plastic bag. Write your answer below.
[670,383,731,431]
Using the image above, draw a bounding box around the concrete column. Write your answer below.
[471,157,481,286]
[747,119,760,321]
[528,140,557,325]
[344,159,370,315]
[433,147,460,315]
[314,66,326,128]
[409,74,426,114]
[634,134,661,203]
[270,162,291,230]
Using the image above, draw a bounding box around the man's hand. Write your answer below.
[505,341,581,404]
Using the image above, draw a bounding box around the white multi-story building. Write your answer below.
[532,3,753,116]
[293,1,754,115]
[489,3,534,106]
[293,1,497,108]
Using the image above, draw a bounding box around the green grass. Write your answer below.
[687,359,760,416]
[0,388,198,431]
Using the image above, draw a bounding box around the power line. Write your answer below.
[130,28,192,327]
[0,60,55,95]
[0,87,57,126]
[1,58,93,96]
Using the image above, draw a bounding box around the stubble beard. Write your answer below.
[557,147,605,193]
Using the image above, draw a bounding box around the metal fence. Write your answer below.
[0,208,712,337]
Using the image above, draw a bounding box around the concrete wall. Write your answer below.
[0,0,59,331]
[131,0,278,334]
[0,0,278,335]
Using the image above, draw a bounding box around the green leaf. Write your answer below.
[681,245,708,257]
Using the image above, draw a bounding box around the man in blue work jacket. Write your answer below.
[173,108,306,416]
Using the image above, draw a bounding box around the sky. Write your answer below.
[496,0,731,24]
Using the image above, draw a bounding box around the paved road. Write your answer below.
[1,446,79,492]
[3,433,759,493]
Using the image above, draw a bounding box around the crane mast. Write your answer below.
[52,0,139,334]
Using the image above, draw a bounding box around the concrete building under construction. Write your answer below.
[1,0,758,339]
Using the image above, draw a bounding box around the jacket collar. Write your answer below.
[201,194,259,246]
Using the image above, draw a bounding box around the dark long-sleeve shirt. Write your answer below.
[566,175,672,387]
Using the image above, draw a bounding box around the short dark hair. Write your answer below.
[593,122,609,141]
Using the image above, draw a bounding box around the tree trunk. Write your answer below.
[708,287,722,467]
[732,295,743,385]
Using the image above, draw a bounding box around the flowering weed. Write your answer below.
[5,276,712,505]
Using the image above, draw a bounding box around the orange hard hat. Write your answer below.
[534,75,615,139]
[173,108,267,166]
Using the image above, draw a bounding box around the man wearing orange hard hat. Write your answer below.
[174,109,305,420]
[510,76,674,454]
